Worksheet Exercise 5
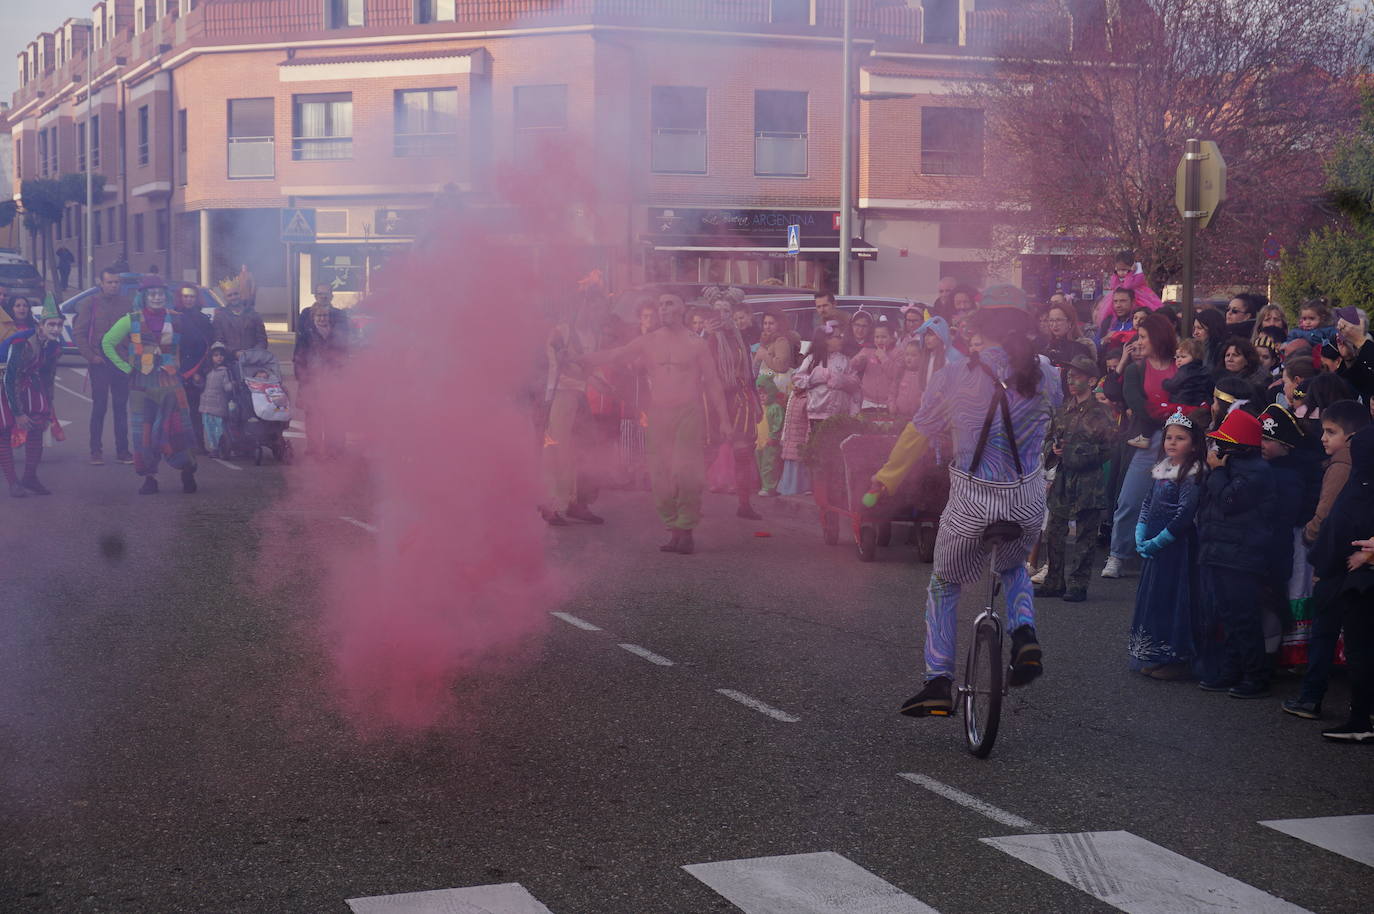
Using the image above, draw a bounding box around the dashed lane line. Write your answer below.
[715,688,800,723]
[898,773,1037,831]
[549,611,601,631]
[617,643,674,666]
[54,381,92,403]
[210,457,242,471]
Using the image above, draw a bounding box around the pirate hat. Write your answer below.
[1258,404,1304,450]
[1207,408,1262,449]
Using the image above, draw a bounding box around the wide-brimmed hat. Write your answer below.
[1207,408,1262,448]
[1258,403,1304,449]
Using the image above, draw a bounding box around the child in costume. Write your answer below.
[199,343,235,457]
[1094,251,1162,331]
[0,313,63,497]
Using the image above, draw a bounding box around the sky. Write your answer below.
[1,1,97,106]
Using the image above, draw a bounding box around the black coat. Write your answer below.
[1198,451,1276,573]
[1308,426,1374,581]
[1265,448,1323,585]
[174,305,215,377]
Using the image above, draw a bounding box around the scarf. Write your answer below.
[131,308,178,376]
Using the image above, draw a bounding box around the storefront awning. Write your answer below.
[653,237,878,258]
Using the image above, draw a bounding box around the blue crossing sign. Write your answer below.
[786,223,801,255]
[281,207,317,243]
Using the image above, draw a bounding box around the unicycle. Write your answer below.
[958,520,1021,758]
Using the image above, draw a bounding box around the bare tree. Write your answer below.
[961,0,1372,288]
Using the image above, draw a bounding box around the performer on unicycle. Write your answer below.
[869,285,1063,717]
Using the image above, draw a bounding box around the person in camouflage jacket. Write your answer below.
[1036,355,1117,602]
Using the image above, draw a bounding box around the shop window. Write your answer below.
[514,85,567,161]
[938,221,993,249]
[754,90,807,177]
[414,0,455,23]
[921,107,983,176]
[394,88,458,157]
[228,98,275,177]
[651,86,707,175]
[293,93,352,161]
[325,0,363,29]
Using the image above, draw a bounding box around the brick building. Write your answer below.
[7,0,1088,322]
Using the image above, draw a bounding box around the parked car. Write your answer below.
[58,273,223,358]
[743,294,915,353]
[0,250,47,304]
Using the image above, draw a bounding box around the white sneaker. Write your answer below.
[1030,564,1048,584]
[1101,556,1124,578]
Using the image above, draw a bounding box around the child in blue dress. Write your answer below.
[1127,408,1207,679]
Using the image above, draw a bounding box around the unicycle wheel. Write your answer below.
[963,616,1004,758]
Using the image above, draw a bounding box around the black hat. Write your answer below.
[1258,403,1304,450]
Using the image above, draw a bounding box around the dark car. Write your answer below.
[0,255,47,304]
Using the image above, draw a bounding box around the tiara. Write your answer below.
[1165,409,1194,429]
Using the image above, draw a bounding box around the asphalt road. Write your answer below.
[1,369,1370,913]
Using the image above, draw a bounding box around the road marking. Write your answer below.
[897,773,1036,830]
[549,611,600,631]
[54,381,93,403]
[211,457,242,471]
[1260,815,1374,868]
[715,688,800,723]
[340,516,379,534]
[70,367,88,377]
[347,883,555,913]
[982,830,1313,913]
[617,643,674,666]
[684,851,941,914]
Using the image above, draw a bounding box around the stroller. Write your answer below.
[223,348,295,465]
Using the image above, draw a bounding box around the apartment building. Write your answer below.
[7,0,1088,321]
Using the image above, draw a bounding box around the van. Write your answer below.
[0,253,46,303]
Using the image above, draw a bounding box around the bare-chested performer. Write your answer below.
[581,293,729,554]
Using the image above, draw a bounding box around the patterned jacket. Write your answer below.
[1043,394,1116,512]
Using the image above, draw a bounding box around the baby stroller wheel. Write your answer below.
[876,522,892,548]
[857,524,877,562]
[254,446,264,466]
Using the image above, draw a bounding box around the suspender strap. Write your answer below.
[968,361,1024,477]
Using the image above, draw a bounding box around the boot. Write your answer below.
[660,530,683,552]
[20,475,50,496]
[181,468,198,494]
[675,530,695,555]
[139,476,159,495]
[565,503,604,524]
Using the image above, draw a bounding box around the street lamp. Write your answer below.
[839,0,909,295]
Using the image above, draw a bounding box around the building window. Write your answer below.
[155,208,169,251]
[91,115,101,169]
[78,122,88,171]
[414,0,455,23]
[94,209,103,246]
[228,98,275,177]
[923,0,959,45]
[770,0,811,24]
[651,86,707,175]
[394,88,458,157]
[48,127,58,176]
[133,213,145,254]
[13,138,19,179]
[37,130,48,177]
[754,89,807,177]
[137,105,150,166]
[292,93,351,161]
[921,107,984,176]
[107,207,117,243]
[178,109,188,185]
[514,85,567,160]
[325,0,363,28]
[938,221,993,249]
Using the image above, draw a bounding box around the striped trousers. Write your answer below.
[924,467,1043,680]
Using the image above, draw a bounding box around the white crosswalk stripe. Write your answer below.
[1260,814,1374,868]
[347,883,555,913]
[683,851,941,914]
[982,830,1313,913]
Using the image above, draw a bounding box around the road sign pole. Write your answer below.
[1180,138,1201,338]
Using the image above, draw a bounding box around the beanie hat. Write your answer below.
[1258,404,1304,449]
[979,284,1028,312]
[1207,408,1262,449]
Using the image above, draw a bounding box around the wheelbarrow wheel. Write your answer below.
[858,524,877,562]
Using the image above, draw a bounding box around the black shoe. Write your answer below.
[1199,676,1240,693]
[1281,698,1322,720]
[181,469,197,494]
[736,505,763,520]
[138,476,159,495]
[900,676,954,717]
[116,453,135,465]
[565,504,604,524]
[8,482,27,498]
[1062,587,1087,603]
[1320,722,1374,743]
[1033,584,1063,598]
[20,477,50,495]
[675,530,695,554]
[1228,680,1270,700]
[660,530,682,552]
[1009,625,1043,687]
[539,506,568,526]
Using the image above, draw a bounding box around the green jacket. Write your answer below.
[1044,394,1115,512]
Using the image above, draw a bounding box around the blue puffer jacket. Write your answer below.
[1198,451,1276,573]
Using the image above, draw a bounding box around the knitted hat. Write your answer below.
[1207,408,1262,448]
[979,284,1028,312]
[1258,404,1304,449]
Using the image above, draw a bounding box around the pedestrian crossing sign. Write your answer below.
[786,223,801,255]
[280,207,317,242]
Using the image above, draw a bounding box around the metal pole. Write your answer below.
[1180,137,1200,338]
[85,45,93,290]
[838,0,853,295]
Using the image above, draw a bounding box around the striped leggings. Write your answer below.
[924,468,1043,680]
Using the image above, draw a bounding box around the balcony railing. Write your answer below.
[651,127,707,175]
[394,132,459,157]
[228,136,275,178]
[754,132,806,177]
[920,148,983,177]
[292,136,352,161]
